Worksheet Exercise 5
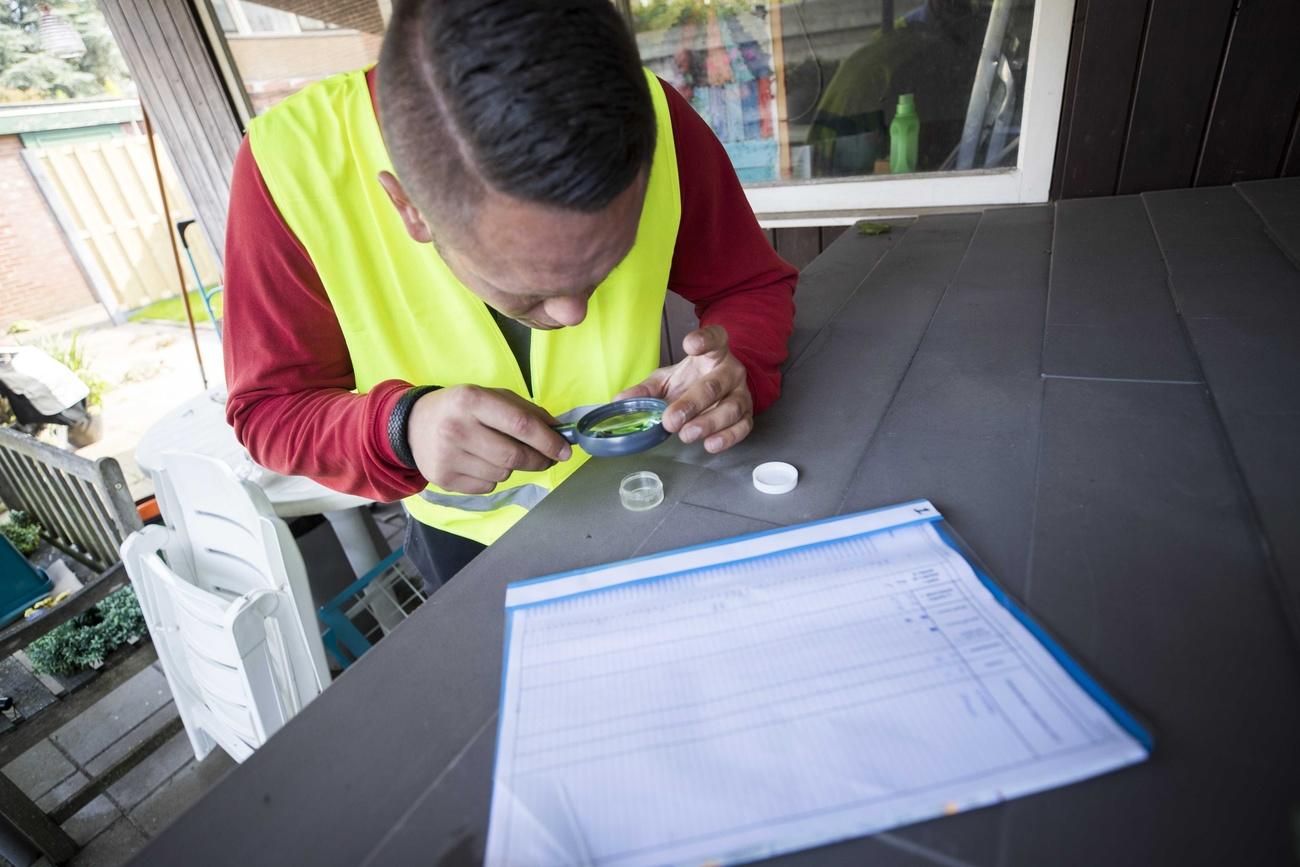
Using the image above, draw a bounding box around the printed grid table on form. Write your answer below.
[487,501,1150,867]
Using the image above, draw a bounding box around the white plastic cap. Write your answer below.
[753,462,799,495]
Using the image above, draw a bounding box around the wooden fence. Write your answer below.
[22,134,221,318]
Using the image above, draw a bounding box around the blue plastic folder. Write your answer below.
[486,500,1150,866]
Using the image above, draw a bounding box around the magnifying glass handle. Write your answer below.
[552,423,580,445]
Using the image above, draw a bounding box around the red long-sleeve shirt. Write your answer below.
[224,70,796,502]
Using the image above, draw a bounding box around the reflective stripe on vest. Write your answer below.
[248,67,681,546]
[420,484,550,513]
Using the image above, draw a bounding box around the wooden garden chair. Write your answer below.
[0,426,169,865]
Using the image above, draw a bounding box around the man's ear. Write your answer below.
[378,171,434,244]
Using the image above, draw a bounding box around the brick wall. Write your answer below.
[0,134,98,329]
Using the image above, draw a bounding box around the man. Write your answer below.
[223,0,797,589]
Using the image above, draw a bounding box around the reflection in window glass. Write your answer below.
[209,0,1033,185]
[210,0,239,34]
[211,0,385,113]
[241,3,301,34]
[632,0,1035,183]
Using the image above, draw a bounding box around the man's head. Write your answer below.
[377,0,656,329]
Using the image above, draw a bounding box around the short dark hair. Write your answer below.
[377,0,656,232]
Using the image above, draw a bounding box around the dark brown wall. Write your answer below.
[1052,0,1300,199]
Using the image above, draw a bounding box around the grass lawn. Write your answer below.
[128,289,222,324]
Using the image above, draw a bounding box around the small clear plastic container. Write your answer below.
[620,471,664,511]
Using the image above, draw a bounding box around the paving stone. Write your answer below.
[0,657,56,732]
[2,738,76,802]
[128,749,235,838]
[35,770,87,813]
[50,666,169,766]
[61,795,122,847]
[68,817,147,867]
[107,729,194,811]
[83,702,178,779]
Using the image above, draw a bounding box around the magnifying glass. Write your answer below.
[552,397,670,457]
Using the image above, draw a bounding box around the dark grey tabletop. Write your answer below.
[138,180,1300,867]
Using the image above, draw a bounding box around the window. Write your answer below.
[202,0,385,115]
[209,0,238,34]
[631,0,1073,219]
[200,0,1073,217]
[241,3,302,34]
[296,16,335,32]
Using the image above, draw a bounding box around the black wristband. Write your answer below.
[388,385,438,470]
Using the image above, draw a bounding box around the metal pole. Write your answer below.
[143,107,209,390]
[956,0,1015,170]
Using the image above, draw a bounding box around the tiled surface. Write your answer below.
[2,738,75,801]
[1006,378,1300,866]
[127,748,235,838]
[0,658,57,736]
[14,183,1300,867]
[1236,177,1300,265]
[137,183,1300,867]
[68,817,147,867]
[1,504,406,864]
[34,770,88,813]
[1143,186,1300,639]
[62,796,121,847]
[107,730,194,810]
[83,703,178,779]
[1042,196,1199,382]
[1143,186,1300,319]
[50,666,171,765]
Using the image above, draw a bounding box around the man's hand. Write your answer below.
[616,325,753,454]
[407,386,572,494]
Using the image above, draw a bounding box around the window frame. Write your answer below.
[739,0,1077,225]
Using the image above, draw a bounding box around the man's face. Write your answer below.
[381,169,648,330]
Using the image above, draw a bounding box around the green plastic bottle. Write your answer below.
[889,93,919,174]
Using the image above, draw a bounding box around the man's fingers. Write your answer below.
[614,382,653,401]
[489,388,560,426]
[664,368,744,431]
[438,474,499,496]
[424,450,509,489]
[682,325,729,360]
[465,427,555,475]
[460,388,571,462]
[615,367,671,401]
[702,415,754,454]
[678,396,749,444]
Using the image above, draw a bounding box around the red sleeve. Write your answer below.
[661,79,797,414]
[222,136,427,501]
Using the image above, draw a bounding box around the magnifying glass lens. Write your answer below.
[585,408,663,438]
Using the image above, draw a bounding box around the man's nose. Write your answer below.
[544,294,589,327]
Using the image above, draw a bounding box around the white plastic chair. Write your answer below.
[121,452,329,762]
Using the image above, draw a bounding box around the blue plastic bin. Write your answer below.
[0,534,53,628]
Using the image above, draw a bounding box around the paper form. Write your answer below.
[486,500,1149,867]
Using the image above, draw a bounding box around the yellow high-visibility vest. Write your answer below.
[249,68,680,545]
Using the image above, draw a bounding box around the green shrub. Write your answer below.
[1,509,42,555]
[26,587,148,677]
